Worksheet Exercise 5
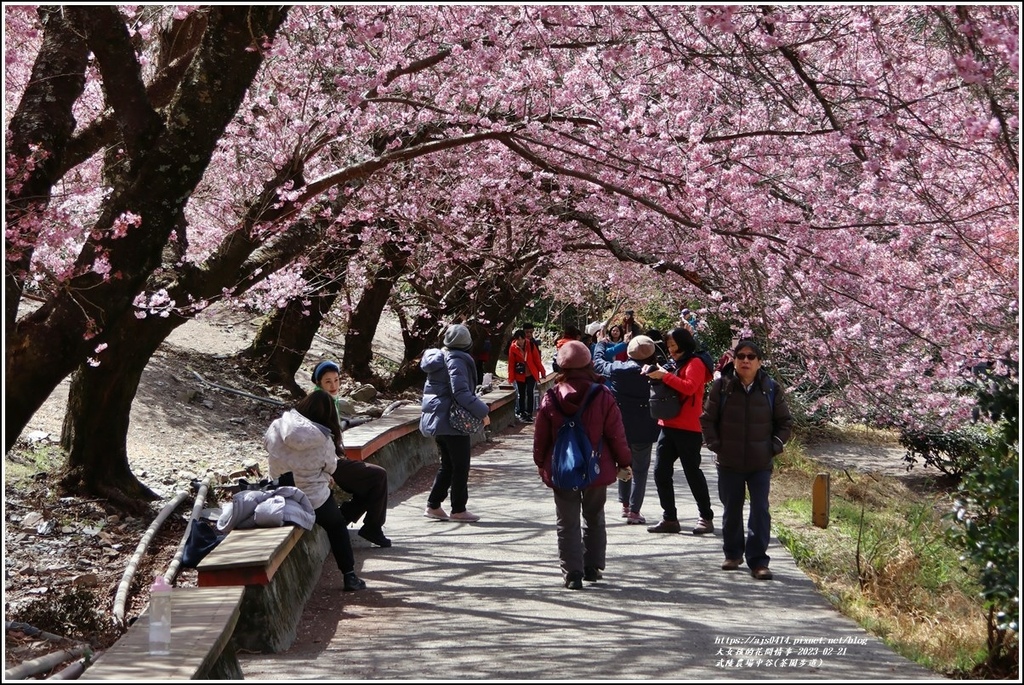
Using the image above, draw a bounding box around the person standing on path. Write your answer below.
[264,390,371,591]
[533,341,632,589]
[591,334,662,525]
[700,339,793,580]
[644,327,717,535]
[419,323,491,522]
[522,322,548,418]
[507,329,533,423]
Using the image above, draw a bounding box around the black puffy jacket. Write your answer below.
[700,367,794,472]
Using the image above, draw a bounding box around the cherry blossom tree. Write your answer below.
[5,5,1017,503]
[5,5,289,449]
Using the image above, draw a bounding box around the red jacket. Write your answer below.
[507,342,528,383]
[524,337,546,380]
[658,355,712,433]
[533,374,632,489]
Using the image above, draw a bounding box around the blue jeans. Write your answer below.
[618,442,653,514]
[652,428,714,521]
[717,467,772,569]
[428,434,472,514]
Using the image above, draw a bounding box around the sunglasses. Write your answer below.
[734,353,759,361]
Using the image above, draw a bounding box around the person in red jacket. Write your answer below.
[533,341,632,589]
[510,323,547,422]
[507,329,531,423]
[643,327,716,535]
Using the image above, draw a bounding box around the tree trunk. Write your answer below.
[59,313,185,507]
[244,289,341,399]
[5,7,89,337]
[388,311,440,392]
[5,6,288,452]
[344,241,410,382]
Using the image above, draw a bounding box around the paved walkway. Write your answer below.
[239,424,937,681]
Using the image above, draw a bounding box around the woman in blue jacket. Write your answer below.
[592,335,662,525]
[419,324,491,522]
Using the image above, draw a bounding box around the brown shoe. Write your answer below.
[751,567,773,580]
[721,558,743,571]
[692,517,714,535]
[647,519,681,534]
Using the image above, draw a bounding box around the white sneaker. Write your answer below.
[424,506,449,520]
[449,510,481,522]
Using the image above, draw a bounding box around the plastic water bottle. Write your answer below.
[149,574,172,655]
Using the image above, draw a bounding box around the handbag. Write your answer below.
[444,350,484,434]
[514,361,526,375]
[181,518,226,568]
[649,378,682,419]
[450,402,484,434]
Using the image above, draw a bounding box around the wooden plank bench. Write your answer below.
[342,386,522,461]
[86,586,244,680]
[342,403,424,461]
[197,525,328,654]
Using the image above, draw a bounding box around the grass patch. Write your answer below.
[806,422,901,446]
[772,440,992,677]
[4,440,65,488]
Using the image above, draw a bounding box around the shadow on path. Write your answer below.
[239,426,938,681]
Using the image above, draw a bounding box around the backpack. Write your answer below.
[547,383,604,490]
[719,378,779,416]
[649,352,715,419]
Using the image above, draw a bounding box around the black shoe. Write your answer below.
[584,567,603,582]
[358,526,392,548]
[522,415,534,424]
[564,571,584,590]
[343,572,366,592]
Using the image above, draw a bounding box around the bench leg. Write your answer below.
[231,526,330,653]
[202,642,244,680]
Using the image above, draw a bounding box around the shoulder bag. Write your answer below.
[444,351,484,434]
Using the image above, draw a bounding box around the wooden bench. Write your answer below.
[342,403,424,461]
[342,385,522,462]
[86,586,244,680]
[196,525,328,653]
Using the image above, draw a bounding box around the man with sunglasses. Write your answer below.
[700,339,793,581]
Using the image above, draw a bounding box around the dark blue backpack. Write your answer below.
[548,383,603,490]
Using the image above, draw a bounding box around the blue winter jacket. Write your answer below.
[419,347,489,436]
[592,341,662,445]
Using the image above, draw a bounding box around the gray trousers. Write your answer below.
[618,442,653,514]
[552,485,608,576]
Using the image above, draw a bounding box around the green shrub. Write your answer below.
[899,423,995,481]
[948,358,1019,669]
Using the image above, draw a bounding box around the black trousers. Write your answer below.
[315,496,354,573]
[334,458,389,531]
[516,376,537,416]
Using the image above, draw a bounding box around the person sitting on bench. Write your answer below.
[265,390,386,592]
[309,361,392,547]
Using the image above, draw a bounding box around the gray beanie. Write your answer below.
[443,324,473,351]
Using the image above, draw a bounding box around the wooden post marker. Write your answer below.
[812,472,830,529]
